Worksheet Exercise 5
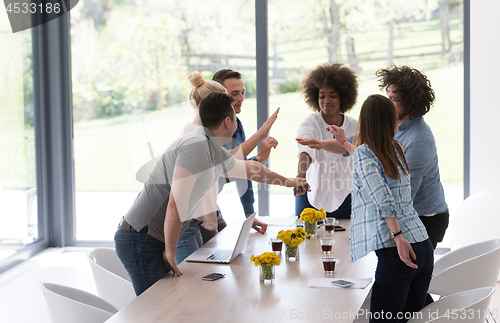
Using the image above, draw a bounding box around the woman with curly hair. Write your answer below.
[295,63,358,219]
[376,65,448,252]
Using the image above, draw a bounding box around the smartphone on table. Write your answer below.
[331,279,354,288]
[202,273,225,281]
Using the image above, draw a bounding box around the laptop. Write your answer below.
[186,212,256,264]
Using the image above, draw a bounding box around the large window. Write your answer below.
[0,0,470,271]
[71,0,257,240]
[0,10,38,261]
[267,0,464,247]
[70,0,464,245]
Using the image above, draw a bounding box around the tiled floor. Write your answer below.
[1,247,500,323]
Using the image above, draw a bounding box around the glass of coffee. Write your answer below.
[322,256,339,275]
[320,238,335,254]
[270,238,283,253]
[324,218,339,233]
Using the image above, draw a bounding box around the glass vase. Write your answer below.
[259,264,275,284]
[304,220,317,238]
[285,244,300,261]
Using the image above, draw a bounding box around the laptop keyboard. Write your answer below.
[207,249,232,261]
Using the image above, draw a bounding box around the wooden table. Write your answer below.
[106,219,377,323]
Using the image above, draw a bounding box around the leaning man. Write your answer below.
[114,93,307,295]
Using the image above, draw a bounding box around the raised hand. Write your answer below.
[296,138,324,150]
[256,137,278,163]
[257,107,280,137]
[326,125,347,144]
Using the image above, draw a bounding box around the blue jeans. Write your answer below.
[295,192,351,219]
[114,226,171,296]
[175,219,204,264]
[200,210,226,245]
[369,239,434,323]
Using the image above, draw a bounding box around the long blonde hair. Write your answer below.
[188,72,226,107]
[355,94,409,179]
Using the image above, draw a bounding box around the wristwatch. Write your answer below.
[390,230,403,239]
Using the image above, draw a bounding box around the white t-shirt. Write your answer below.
[296,113,357,212]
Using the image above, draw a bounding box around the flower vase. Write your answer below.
[259,264,275,284]
[304,221,317,238]
[285,244,300,261]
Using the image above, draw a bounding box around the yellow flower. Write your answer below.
[277,227,310,248]
[250,252,280,267]
[300,206,327,222]
[319,207,327,219]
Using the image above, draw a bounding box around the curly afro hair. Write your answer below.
[300,63,358,113]
[376,65,435,118]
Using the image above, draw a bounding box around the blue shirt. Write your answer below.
[220,118,255,215]
[350,144,428,262]
[395,117,448,215]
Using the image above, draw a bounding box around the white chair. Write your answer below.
[451,191,500,249]
[429,239,500,297]
[451,190,500,281]
[40,282,118,323]
[408,287,495,323]
[87,247,136,309]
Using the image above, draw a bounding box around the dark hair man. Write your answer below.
[376,65,449,251]
[204,69,279,241]
[115,93,307,296]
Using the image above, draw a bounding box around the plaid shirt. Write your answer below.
[350,144,428,262]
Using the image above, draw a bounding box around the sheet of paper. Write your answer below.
[307,277,373,289]
[256,216,297,226]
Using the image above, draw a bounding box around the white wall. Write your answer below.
[470,1,500,195]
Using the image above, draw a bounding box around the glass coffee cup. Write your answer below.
[320,238,335,254]
[324,218,339,233]
[270,238,283,253]
[322,256,339,274]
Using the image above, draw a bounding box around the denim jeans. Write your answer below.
[369,238,434,323]
[175,219,204,264]
[114,226,171,296]
[295,192,351,219]
[200,210,226,245]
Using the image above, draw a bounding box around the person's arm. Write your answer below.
[231,108,279,158]
[384,217,418,269]
[225,158,309,190]
[326,125,356,154]
[164,164,202,276]
[294,152,311,197]
[404,139,432,200]
[295,138,347,155]
[164,191,184,276]
[255,137,278,163]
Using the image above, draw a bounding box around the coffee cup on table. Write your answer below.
[320,238,335,254]
[270,238,283,253]
[322,256,339,275]
[323,218,339,233]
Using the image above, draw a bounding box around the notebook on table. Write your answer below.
[185,212,256,264]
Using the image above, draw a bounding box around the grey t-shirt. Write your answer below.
[124,127,236,243]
